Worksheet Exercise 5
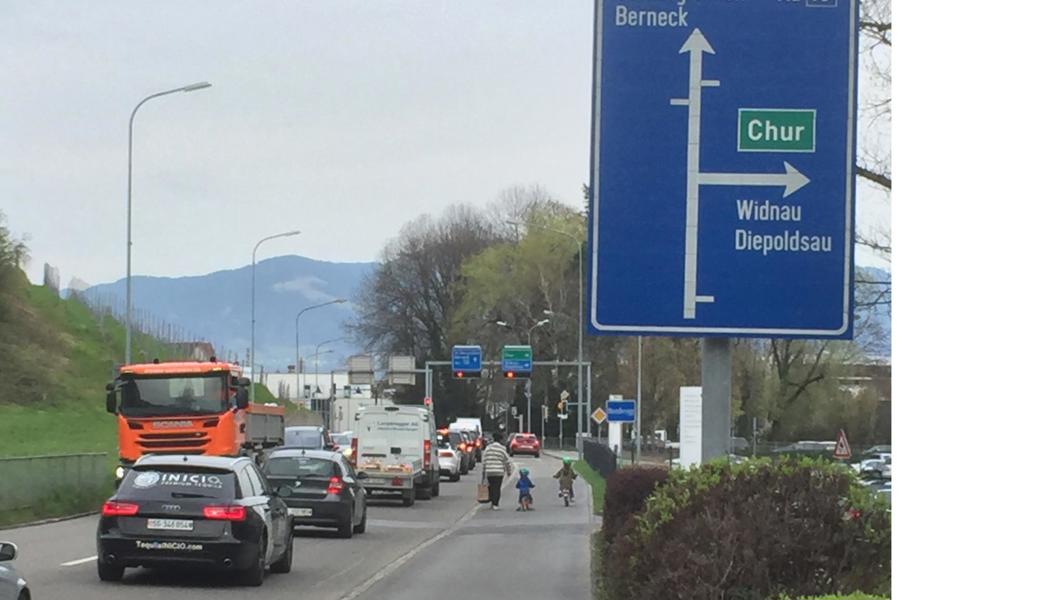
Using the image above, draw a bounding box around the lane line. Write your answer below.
[60,555,96,567]
[338,502,481,600]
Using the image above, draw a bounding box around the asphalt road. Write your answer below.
[1,454,593,600]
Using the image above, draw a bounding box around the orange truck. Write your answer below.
[106,360,285,481]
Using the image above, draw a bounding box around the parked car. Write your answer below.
[262,448,367,538]
[283,426,335,451]
[0,541,30,600]
[436,432,462,482]
[509,433,541,457]
[96,454,294,586]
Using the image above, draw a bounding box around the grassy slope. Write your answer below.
[0,277,287,458]
[574,460,605,515]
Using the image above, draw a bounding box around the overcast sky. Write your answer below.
[1,1,888,286]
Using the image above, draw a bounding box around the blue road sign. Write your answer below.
[606,399,636,423]
[589,0,857,339]
[451,345,482,373]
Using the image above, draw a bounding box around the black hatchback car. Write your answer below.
[262,448,368,538]
[96,455,294,586]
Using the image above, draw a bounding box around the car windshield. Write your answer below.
[284,429,323,448]
[118,373,227,417]
[449,432,463,445]
[119,467,237,500]
[265,456,337,478]
[331,434,352,445]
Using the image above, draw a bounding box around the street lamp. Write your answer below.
[313,337,347,390]
[295,299,347,398]
[250,230,300,400]
[527,318,550,344]
[125,81,212,365]
[508,221,585,438]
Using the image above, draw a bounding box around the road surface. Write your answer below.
[1,454,593,600]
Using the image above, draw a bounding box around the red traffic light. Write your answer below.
[505,371,516,379]
[455,371,464,378]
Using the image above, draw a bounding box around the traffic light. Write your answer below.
[504,371,517,379]
[453,370,480,379]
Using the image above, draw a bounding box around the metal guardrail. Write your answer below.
[0,453,109,511]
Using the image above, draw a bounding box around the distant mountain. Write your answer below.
[81,255,377,372]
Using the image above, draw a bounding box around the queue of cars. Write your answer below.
[92,414,490,586]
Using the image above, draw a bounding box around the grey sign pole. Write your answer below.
[701,338,732,462]
[636,336,642,463]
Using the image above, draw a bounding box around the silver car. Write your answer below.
[436,433,462,482]
[0,541,30,600]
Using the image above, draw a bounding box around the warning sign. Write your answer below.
[833,429,852,460]
[591,407,607,425]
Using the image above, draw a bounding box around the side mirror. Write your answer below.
[276,485,293,498]
[355,471,369,480]
[106,383,118,414]
[235,385,250,410]
[0,542,16,562]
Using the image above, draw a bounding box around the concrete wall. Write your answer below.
[0,453,108,511]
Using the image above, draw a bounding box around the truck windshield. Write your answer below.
[119,374,227,417]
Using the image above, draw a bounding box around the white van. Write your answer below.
[450,418,484,460]
[353,405,440,506]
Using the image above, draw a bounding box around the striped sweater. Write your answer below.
[481,442,513,477]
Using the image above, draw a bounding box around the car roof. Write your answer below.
[134,454,248,470]
[268,448,342,460]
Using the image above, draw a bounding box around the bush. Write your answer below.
[602,466,669,545]
[602,458,890,600]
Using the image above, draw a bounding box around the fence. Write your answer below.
[0,453,109,516]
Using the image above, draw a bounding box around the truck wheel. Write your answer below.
[402,489,415,507]
[432,478,440,497]
[450,471,461,482]
[416,484,432,500]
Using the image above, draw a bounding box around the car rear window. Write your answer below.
[285,429,323,448]
[119,467,237,500]
[265,456,337,478]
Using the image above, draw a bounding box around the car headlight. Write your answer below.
[115,466,126,480]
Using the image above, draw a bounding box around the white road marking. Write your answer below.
[338,503,481,600]
[60,555,96,567]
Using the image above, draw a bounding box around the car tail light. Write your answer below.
[350,437,359,466]
[423,439,431,470]
[203,505,246,521]
[102,501,139,517]
[326,476,345,495]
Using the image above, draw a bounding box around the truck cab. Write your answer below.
[106,360,284,480]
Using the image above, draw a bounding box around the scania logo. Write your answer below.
[152,420,192,429]
[161,504,181,511]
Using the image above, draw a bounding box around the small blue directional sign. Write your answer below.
[589,0,857,338]
[606,399,636,423]
[451,345,482,373]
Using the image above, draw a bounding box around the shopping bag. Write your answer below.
[477,477,490,503]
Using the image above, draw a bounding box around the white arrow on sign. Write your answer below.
[671,28,811,319]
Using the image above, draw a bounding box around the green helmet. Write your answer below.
[519,467,530,475]
[562,457,572,465]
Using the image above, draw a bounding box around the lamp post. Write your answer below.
[125,81,212,365]
[251,231,300,400]
[312,337,347,390]
[507,221,585,439]
[295,299,347,399]
[527,318,550,345]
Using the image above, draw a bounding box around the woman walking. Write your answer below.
[482,432,513,510]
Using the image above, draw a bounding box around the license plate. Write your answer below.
[391,477,403,486]
[288,508,313,517]
[146,518,193,531]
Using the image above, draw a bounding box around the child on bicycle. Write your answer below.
[516,467,535,511]
[553,457,579,503]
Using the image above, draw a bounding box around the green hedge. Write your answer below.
[599,458,891,600]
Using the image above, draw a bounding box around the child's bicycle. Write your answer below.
[559,486,575,507]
